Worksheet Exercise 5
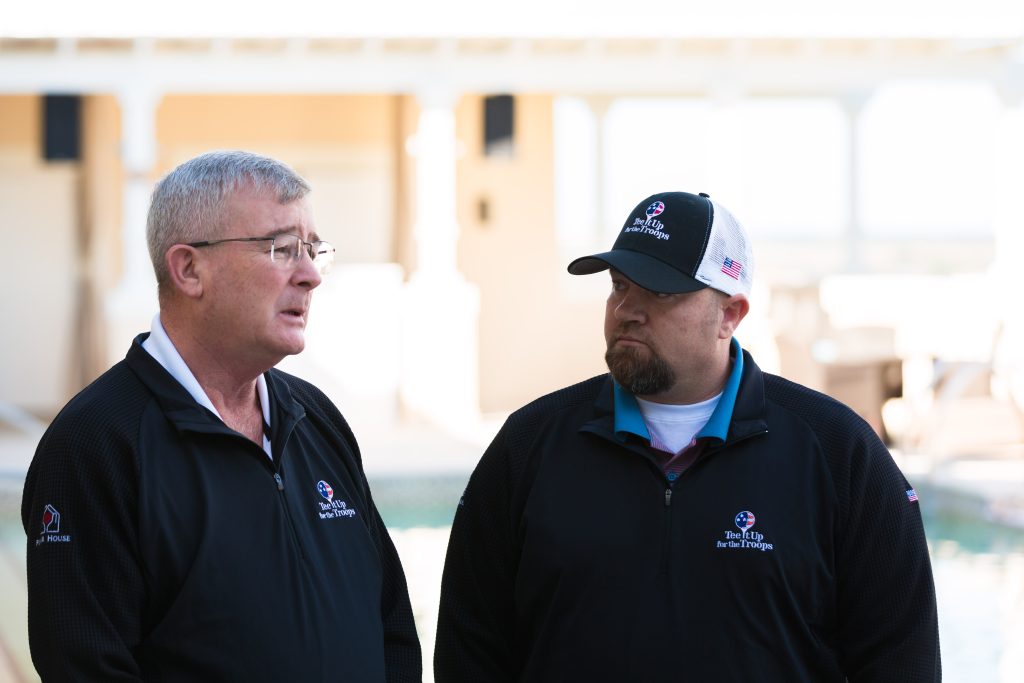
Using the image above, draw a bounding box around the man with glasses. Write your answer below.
[22,151,421,682]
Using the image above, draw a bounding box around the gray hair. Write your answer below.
[147,150,311,293]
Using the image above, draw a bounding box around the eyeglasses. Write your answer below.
[186,234,335,274]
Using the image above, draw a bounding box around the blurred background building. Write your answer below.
[2,1,1024,681]
[2,1,1024,441]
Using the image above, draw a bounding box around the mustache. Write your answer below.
[608,326,653,347]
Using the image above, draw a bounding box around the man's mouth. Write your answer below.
[613,334,646,347]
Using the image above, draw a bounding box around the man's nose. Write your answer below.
[613,289,646,323]
[293,249,323,289]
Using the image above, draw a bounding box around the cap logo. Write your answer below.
[623,201,670,241]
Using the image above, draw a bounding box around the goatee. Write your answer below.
[605,344,676,396]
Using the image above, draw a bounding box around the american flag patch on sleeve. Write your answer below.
[906,489,919,503]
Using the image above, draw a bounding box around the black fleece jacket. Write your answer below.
[23,335,421,682]
[435,349,940,682]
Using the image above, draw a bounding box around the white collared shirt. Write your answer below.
[142,314,273,460]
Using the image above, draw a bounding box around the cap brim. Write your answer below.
[567,249,708,294]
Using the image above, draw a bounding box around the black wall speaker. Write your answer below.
[484,95,514,157]
[43,94,81,161]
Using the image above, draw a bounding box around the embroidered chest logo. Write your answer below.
[34,504,71,546]
[315,480,357,520]
[715,510,774,552]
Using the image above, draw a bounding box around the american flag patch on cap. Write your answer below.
[721,257,742,280]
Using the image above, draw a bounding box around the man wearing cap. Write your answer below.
[434,192,940,682]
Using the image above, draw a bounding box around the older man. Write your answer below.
[22,151,421,681]
[435,191,940,682]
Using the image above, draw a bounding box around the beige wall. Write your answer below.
[394,95,418,275]
[78,95,123,384]
[0,95,80,416]
[456,94,606,414]
[0,95,36,144]
[158,94,397,146]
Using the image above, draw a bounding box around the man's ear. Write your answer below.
[719,294,750,339]
[165,245,204,299]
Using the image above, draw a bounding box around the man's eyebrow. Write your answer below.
[261,226,320,241]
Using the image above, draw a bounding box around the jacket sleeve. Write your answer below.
[21,408,146,682]
[434,425,521,683]
[368,498,423,682]
[833,422,941,682]
[325,406,422,683]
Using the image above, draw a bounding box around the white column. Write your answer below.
[992,86,1024,296]
[410,93,461,277]
[105,88,160,365]
[400,90,481,435]
[840,92,870,273]
[706,88,744,203]
[586,95,613,240]
[990,87,1024,415]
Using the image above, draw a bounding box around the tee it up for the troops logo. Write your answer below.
[645,200,665,224]
[625,200,670,239]
[715,510,774,552]
[315,480,356,520]
[735,510,755,531]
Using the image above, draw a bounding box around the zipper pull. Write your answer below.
[273,473,284,491]
[664,488,672,507]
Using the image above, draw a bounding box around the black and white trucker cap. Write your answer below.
[567,191,754,296]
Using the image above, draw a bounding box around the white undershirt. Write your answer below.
[635,393,721,455]
[141,315,273,460]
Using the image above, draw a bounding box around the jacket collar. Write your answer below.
[612,338,747,444]
[583,338,768,449]
[125,333,305,445]
[720,348,769,446]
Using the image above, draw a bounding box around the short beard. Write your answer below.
[605,344,676,396]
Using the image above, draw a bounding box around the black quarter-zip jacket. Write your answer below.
[435,349,940,682]
[22,336,421,682]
